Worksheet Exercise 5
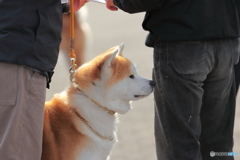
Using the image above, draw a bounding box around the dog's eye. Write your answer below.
[129,75,134,79]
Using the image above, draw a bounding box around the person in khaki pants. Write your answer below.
[0,63,47,160]
[0,0,87,159]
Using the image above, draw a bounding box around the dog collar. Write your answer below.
[71,107,114,141]
[77,87,116,115]
[69,70,116,115]
[90,98,116,115]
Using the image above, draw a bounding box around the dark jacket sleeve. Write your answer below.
[113,0,165,13]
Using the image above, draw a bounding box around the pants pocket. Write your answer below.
[167,41,206,75]
[0,63,17,106]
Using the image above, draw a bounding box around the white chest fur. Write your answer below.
[76,137,117,160]
[69,93,119,160]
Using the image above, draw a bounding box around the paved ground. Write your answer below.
[46,3,240,160]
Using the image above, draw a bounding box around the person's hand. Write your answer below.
[74,0,88,11]
[105,0,118,11]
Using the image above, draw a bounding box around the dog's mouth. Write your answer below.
[134,87,154,99]
[134,95,147,98]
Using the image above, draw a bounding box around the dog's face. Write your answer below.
[108,60,154,101]
[73,43,154,114]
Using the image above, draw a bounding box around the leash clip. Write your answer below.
[69,66,78,88]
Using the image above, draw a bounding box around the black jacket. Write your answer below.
[235,0,240,22]
[113,0,240,47]
[0,0,62,78]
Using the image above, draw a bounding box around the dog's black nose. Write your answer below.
[149,80,155,87]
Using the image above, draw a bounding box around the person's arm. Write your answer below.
[106,0,165,13]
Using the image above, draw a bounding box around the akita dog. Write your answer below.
[41,43,155,160]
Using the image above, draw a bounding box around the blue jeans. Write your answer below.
[153,38,240,160]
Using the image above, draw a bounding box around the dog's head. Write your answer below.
[72,43,155,114]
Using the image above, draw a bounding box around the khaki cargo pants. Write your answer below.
[0,62,46,160]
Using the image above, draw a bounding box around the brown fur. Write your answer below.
[107,56,132,88]
[41,96,88,160]
[75,47,132,90]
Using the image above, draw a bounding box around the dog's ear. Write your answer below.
[117,43,125,57]
[101,43,124,77]
[106,48,118,68]
[100,49,118,79]
[105,43,125,67]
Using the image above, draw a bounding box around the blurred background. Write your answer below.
[46,2,240,160]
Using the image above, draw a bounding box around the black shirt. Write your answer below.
[113,0,240,47]
[0,0,62,85]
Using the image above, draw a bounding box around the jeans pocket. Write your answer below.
[167,41,206,75]
[0,63,17,106]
